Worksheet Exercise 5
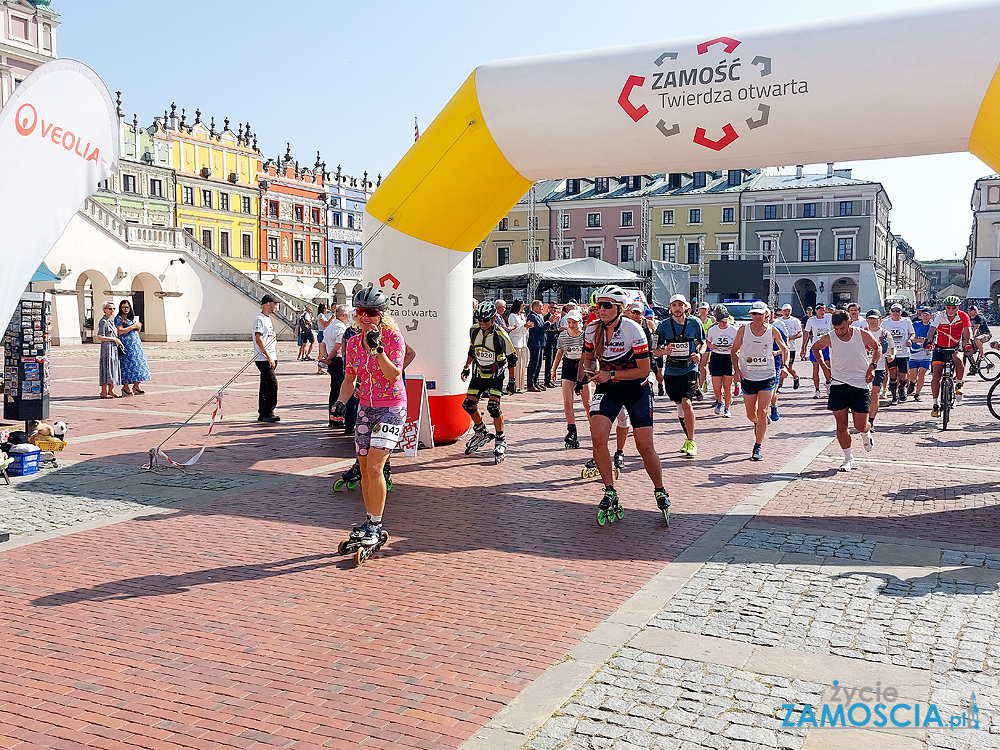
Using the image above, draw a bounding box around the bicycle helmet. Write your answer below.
[353,285,389,310]
[943,295,961,306]
[475,299,497,323]
[594,285,631,306]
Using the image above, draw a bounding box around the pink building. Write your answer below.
[1,0,58,108]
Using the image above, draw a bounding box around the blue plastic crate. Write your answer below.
[8,451,40,476]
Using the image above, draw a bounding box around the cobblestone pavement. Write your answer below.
[3,342,1000,749]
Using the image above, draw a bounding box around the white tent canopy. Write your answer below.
[473,257,642,285]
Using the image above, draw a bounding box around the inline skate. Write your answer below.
[464,424,494,455]
[581,457,620,480]
[337,519,389,565]
[333,459,392,492]
[654,488,670,527]
[493,433,507,464]
[564,424,580,449]
[597,486,624,526]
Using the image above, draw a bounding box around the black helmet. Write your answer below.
[352,285,389,310]
[475,299,497,323]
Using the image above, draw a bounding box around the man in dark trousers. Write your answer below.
[543,302,561,387]
[254,295,280,423]
[526,299,548,391]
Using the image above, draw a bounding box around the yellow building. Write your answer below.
[153,105,261,273]
[476,180,557,269]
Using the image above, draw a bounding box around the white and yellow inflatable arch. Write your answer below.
[365,1,1000,442]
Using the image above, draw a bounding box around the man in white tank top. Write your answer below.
[810,310,881,471]
[730,302,788,462]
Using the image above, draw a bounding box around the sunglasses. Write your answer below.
[356,307,383,317]
[596,301,618,310]
[945,305,958,309]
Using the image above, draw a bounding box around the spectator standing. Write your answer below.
[254,295,280,423]
[315,303,333,373]
[506,300,529,393]
[526,300,547,390]
[543,303,561,387]
[323,305,351,427]
[297,306,315,361]
[97,301,124,399]
[114,299,151,396]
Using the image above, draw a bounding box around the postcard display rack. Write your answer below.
[3,292,50,422]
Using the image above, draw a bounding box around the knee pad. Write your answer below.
[462,397,479,415]
[487,400,502,419]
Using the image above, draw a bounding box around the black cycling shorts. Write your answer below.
[590,382,653,429]
[561,358,580,383]
[708,352,733,378]
[741,377,775,395]
[664,371,699,403]
[932,347,960,365]
[886,357,909,374]
[828,383,870,414]
[468,373,505,400]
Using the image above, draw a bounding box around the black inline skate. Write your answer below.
[597,486,624,526]
[338,519,389,565]
[613,449,625,471]
[654,488,670,527]
[564,424,580,450]
[581,457,620,480]
[465,423,494,455]
[333,459,392,492]
[493,433,507,464]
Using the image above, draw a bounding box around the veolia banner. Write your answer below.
[0,59,119,333]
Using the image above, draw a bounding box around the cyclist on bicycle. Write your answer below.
[925,295,973,415]
[967,304,992,363]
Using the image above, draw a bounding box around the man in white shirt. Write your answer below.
[254,295,280,423]
[775,304,802,389]
[881,304,915,405]
[323,305,351,427]
[801,303,832,399]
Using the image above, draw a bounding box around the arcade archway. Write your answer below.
[792,279,816,318]
[75,269,112,343]
[131,273,166,342]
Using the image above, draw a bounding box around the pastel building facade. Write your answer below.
[476,180,557,269]
[0,0,56,108]
[326,168,374,305]
[965,175,1000,304]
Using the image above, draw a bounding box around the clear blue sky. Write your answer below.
[58,0,986,261]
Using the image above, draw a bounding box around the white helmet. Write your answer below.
[594,285,631,306]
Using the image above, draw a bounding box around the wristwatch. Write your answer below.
[375,345,385,354]
[609,367,617,381]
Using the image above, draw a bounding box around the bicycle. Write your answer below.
[935,347,958,430]
[964,344,1000,381]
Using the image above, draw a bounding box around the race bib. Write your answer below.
[474,346,496,367]
[745,356,768,365]
[565,345,583,358]
[372,422,403,441]
[589,393,604,413]
[670,342,691,357]
[715,337,732,348]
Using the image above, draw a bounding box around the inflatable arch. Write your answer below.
[364,2,1000,442]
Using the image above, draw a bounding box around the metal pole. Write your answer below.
[527,184,537,301]
[640,196,651,300]
[768,232,779,309]
[697,235,706,304]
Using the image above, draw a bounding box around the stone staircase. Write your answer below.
[78,198,300,328]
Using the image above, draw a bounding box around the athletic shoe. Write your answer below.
[751,445,762,461]
[913,392,922,402]
[257,414,280,423]
[714,401,723,415]
[907,382,915,395]
[770,405,780,421]
[723,408,731,418]
[793,376,800,390]
[686,440,698,457]
[898,391,907,403]
[679,440,690,454]
[658,383,665,396]
[694,389,704,402]
[931,404,940,418]
[861,430,874,452]
[955,392,964,406]
[839,457,854,472]
[813,390,822,399]
[889,395,898,406]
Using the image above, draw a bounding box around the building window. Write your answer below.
[837,237,854,261]
[202,229,213,251]
[242,234,252,258]
[527,246,539,262]
[801,238,817,262]
[587,246,602,259]
[559,214,570,229]
[122,174,137,194]
[42,23,52,51]
[620,244,634,262]
[662,242,677,262]
[566,179,580,195]
[839,201,853,216]
[330,212,341,227]
[595,177,609,193]
[311,208,321,224]
[182,186,194,205]
[220,231,230,257]
[498,247,510,266]
[348,214,355,229]
[668,173,682,189]
[183,226,194,236]
[473,247,483,268]
[498,217,509,231]
[333,247,342,266]
[627,176,642,190]
[621,211,633,227]
[268,200,278,218]
[311,241,320,264]
[722,207,734,223]
[242,196,252,214]
[220,192,230,211]
[662,209,674,225]
[587,212,601,228]
[693,172,706,188]
[727,170,742,187]
[267,236,278,260]
[764,205,778,220]
[687,242,699,265]
[803,202,817,218]
[689,208,701,224]
[294,240,304,262]
[761,239,772,259]
[150,179,163,198]
[11,16,28,39]
[720,241,734,260]
[294,205,304,222]
[202,189,212,208]
[347,247,356,266]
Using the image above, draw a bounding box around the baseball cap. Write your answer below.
[781,304,792,311]
[628,301,644,312]
[261,294,278,305]
[815,302,826,309]
[669,294,688,306]
[749,301,768,314]
[699,301,711,310]
[890,304,903,311]
[644,307,655,317]
[566,309,583,321]
[865,309,881,319]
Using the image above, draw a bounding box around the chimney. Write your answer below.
[796,165,803,179]
[827,163,834,178]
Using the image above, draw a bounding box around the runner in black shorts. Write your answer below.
[581,285,669,525]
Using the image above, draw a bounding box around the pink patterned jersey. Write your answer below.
[345,328,407,407]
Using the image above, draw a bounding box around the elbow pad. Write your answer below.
[507,353,518,369]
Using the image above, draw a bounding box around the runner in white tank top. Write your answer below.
[731,303,788,463]
[810,310,881,472]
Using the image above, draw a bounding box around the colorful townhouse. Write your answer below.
[152,105,261,274]
[0,0,57,109]
[259,145,328,301]
[326,168,374,305]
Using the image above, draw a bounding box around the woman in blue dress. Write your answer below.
[115,300,151,395]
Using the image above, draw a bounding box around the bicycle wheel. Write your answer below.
[941,377,953,430]
[978,350,1000,381]
[989,379,1000,421]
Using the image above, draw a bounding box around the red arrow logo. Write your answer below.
[697,37,741,54]
[693,124,739,151]
[379,273,400,289]
[617,75,648,123]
